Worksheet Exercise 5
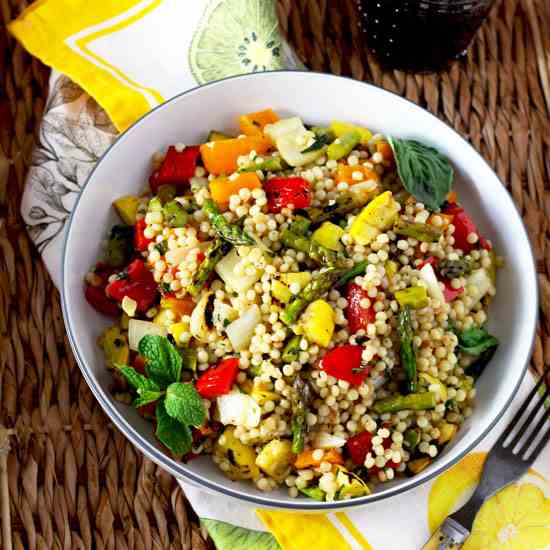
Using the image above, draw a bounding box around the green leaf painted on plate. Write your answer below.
[201,519,281,550]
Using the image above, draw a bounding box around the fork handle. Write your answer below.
[421,519,469,550]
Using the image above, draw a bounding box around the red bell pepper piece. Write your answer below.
[149,145,201,192]
[478,234,492,251]
[368,437,400,475]
[347,431,373,465]
[134,218,153,251]
[345,283,375,334]
[137,401,157,419]
[93,262,117,285]
[106,280,157,312]
[263,177,311,213]
[196,357,240,398]
[84,284,120,317]
[133,354,147,375]
[442,203,491,253]
[106,260,158,312]
[319,345,370,386]
[346,430,400,472]
[449,209,477,253]
[443,280,464,302]
[127,258,155,284]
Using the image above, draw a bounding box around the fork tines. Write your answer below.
[497,365,550,461]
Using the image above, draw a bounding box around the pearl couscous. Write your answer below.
[85,110,500,502]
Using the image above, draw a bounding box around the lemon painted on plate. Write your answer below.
[428,452,550,550]
[464,483,550,550]
[428,452,487,532]
[189,0,286,85]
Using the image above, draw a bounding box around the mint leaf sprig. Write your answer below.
[116,335,206,455]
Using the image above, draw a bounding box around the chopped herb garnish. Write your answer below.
[155,242,167,255]
[301,133,332,154]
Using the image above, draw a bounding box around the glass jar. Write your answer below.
[357,0,496,72]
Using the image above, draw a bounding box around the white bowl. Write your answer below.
[62,71,537,510]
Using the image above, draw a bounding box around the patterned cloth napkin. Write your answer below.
[9,1,550,548]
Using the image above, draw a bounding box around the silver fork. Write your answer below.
[422,365,550,550]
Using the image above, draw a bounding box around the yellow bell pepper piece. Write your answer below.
[330,120,373,145]
[113,195,140,225]
[280,272,311,288]
[216,427,260,480]
[120,313,130,330]
[154,308,174,328]
[335,466,370,498]
[97,325,129,368]
[385,260,398,282]
[419,372,448,402]
[301,299,335,348]
[394,286,429,309]
[409,457,431,474]
[256,439,294,481]
[271,280,292,303]
[168,322,188,346]
[438,423,458,445]
[312,222,345,251]
[349,191,399,245]
[251,388,281,405]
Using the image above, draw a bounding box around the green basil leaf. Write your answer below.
[117,365,160,392]
[164,382,205,427]
[138,335,182,388]
[455,326,499,356]
[133,389,163,408]
[388,137,453,211]
[155,401,193,456]
[451,325,499,380]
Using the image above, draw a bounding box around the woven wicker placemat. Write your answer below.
[1,0,549,549]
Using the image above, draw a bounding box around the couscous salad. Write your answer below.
[84,109,500,502]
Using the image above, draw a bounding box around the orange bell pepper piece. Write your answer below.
[200,136,271,175]
[428,212,454,230]
[238,109,279,136]
[294,448,344,469]
[210,172,262,206]
[336,163,379,185]
[376,141,394,163]
[160,296,195,317]
[446,190,458,204]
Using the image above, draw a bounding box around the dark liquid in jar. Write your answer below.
[357,0,494,72]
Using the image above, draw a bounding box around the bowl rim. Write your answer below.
[61,69,538,510]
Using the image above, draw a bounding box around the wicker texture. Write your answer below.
[0,0,549,548]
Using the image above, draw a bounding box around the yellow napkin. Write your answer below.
[10,2,550,549]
